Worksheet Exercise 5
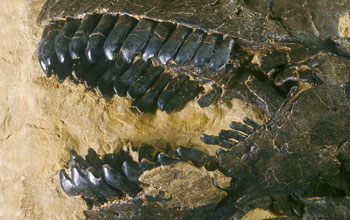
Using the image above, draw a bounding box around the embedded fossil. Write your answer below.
[36,0,350,219]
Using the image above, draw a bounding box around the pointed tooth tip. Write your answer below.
[86,169,101,185]
[176,147,184,158]
[86,50,95,63]
[104,49,114,61]
[57,54,65,64]
[59,169,80,197]
[70,52,79,60]
[158,56,168,65]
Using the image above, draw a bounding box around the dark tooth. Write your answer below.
[102,154,119,170]
[230,121,255,135]
[208,36,234,71]
[86,14,117,63]
[72,57,93,82]
[127,66,164,100]
[274,68,321,86]
[219,130,247,142]
[59,170,80,197]
[158,25,191,65]
[39,21,64,77]
[54,59,73,82]
[102,150,133,173]
[122,161,143,183]
[132,72,172,113]
[70,150,88,170]
[157,153,179,166]
[176,147,212,167]
[69,14,102,60]
[142,22,175,61]
[164,80,203,113]
[85,148,103,172]
[157,75,189,111]
[243,117,260,130]
[138,145,156,162]
[200,134,236,149]
[86,168,121,199]
[55,18,81,64]
[197,84,223,108]
[37,23,54,76]
[102,164,141,196]
[216,148,227,157]
[345,83,350,103]
[139,158,159,171]
[121,19,155,63]
[96,55,129,97]
[193,34,219,67]
[83,57,111,87]
[245,75,284,117]
[71,165,99,198]
[104,15,137,61]
[113,60,149,97]
[106,150,134,172]
[175,30,204,66]
[259,51,288,74]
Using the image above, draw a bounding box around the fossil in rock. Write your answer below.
[59,145,230,218]
[36,0,350,219]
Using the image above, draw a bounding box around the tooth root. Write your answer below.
[40,21,64,77]
[85,148,103,172]
[139,158,159,171]
[164,80,203,113]
[54,59,73,82]
[157,153,179,166]
[121,18,155,63]
[59,170,80,197]
[176,147,212,168]
[121,161,143,183]
[102,164,141,196]
[138,145,156,162]
[219,130,247,142]
[86,14,117,63]
[216,148,227,157]
[208,36,234,71]
[113,60,149,97]
[175,30,204,66]
[158,25,191,65]
[193,34,219,67]
[127,66,164,101]
[197,84,222,108]
[38,23,53,76]
[71,165,99,199]
[200,134,236,149]
[86,168,121,199]
[243,117,261,130]
[69,14,102,60]
[157,75,189,111]
[132,72,172,113]
[230,121,255,135]
[83,57,111,88]
[55,18,81,64]
[70,150,88,170]
[245,75,284,117]
[72,57,92,82]
[104,15,137,61]
[142,22,175,61]
[96,55,129,97]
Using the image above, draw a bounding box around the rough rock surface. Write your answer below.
[139,162,230,208]
[0,0,268,219]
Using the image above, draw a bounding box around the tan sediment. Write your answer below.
[339,14,350,39]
